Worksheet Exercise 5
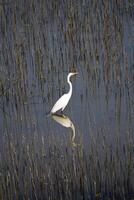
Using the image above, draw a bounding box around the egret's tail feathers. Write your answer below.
[46,111,51,117]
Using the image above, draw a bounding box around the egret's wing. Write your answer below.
[51,94,68,113]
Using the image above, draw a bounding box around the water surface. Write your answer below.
[0,1,134,199]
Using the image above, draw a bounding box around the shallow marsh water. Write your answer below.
[0,0,134,199]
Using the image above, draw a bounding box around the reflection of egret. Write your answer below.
[51,114,76,143]
[51,72,78,114]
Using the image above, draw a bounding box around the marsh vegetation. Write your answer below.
[0,0,134,199]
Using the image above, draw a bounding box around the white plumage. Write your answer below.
[50,72,78,114]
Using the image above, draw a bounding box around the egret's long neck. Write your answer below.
[67,75,72,96]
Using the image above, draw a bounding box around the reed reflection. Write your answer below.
[51,113,76,146]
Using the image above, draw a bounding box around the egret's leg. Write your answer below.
[60,110,64,114]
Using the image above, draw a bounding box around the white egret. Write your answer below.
[50,72,78,114]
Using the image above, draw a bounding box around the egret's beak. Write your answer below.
[72,72,78,76]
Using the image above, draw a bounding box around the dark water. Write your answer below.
[0,1,134,199]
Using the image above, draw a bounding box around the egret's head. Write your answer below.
[68,72,78,78]
[67,72,78,82]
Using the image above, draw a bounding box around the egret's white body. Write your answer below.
[51,72,77,114]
